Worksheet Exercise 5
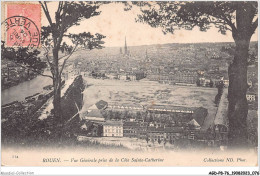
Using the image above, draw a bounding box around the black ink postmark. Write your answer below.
[2,16,40,47]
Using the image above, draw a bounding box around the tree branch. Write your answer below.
[39,2,53,27]
[42,46,56,78]
[222,14,237,32]
[57,1,64,14]
[43,46,53,66]
[13,62,53,79]
[40,1,59,46]
[59,44,79,78]
[58,52,73,61]
[57,2,67,49]
[208,19,232,32]
[209,12,237,33]
[56,2,64,32]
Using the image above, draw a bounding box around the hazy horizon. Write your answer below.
[43,2,258,47]
[86,40,258,49]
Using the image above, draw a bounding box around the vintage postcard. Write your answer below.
[1,0,259,171]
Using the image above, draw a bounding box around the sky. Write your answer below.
[43,2,258,47]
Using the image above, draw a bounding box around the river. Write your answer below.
[1,71,53,105]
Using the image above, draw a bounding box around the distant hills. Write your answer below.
[37,41,257,64]
[69,41,257,61]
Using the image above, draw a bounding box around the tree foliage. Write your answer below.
[39,1,107,119]
[1,41,47,76]
[134,2,257,37]
[40,1,106,78]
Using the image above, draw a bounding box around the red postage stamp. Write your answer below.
[2,3,41,47]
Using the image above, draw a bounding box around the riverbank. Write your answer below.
[1,71,53,105]
[2,74,38,90]
[1,75,85,146]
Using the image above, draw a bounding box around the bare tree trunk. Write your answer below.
[228,5,254,148]
[51,47,64,143]
[53,78,62,118]
[227,40,249,148]
[52,48,62,121]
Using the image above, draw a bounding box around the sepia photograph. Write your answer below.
[0,0,259,173]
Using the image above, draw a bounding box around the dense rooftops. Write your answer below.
[147,104,197,113]
[103,120,123,126]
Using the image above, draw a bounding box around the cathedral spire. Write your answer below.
[124,36,127,55]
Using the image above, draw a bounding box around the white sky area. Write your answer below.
[42,2,258,47]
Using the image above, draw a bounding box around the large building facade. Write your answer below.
[103,120,123,137]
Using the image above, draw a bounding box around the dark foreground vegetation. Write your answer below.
[1,75,89,147]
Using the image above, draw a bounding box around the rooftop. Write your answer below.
[164,127,184,133]
[103,120,123,126]
[123,121,139,127]
[191,107,208,126]
[188,119,201,127]
[95,100,108,110]
[147,104,197,113]
[108,103,144,110]
[147,127,165,132]
[86,109,103,118]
